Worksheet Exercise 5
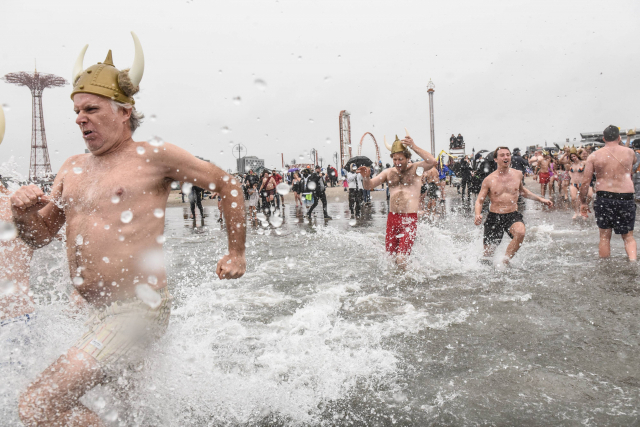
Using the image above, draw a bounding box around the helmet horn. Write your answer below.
[404,127,410,137]
[128,32,144,88]
[72,44,88,83]
[384,135,392,151]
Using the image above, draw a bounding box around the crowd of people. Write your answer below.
[0,32,637,426]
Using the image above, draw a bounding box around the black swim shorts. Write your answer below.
[483,211,524,246]
[427,183,439,200]
[594,191,636,235]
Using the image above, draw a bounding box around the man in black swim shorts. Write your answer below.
[475,147,552,263]
[580,125,637,260]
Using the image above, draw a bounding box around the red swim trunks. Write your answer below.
[385,212,418,255]
[538,172,550,184]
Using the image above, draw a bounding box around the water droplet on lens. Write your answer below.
[1,104,10,111]
[150,114,157,122]
[221,126,230,134]
[111,195,120,204]
[233,96,241,105]
[73,167,83,174]
[0,280,16,296]
[0,221,18,241]
[73,276,84,285]
[136,146,146,155]
[209,183,216,190]
[308,182,316,191]
[254,79,267,91]
[348,218,357,226]
[309,119,314,123]
[182,182,193,194]
[223,176,230,182]
[102,257,110,263]
[325,137,331,144]
[75,234,84,246]
[148,136,165,147]
[121,210,133,223]
[231,189,238,197]
[269,215,283,227]
[156,235,166,244]
[276,183,290,195]
[153,208,164,218]
[416,166,424,176]
[171,181,179,190]
[231,202,237,208]
[148,275,158,285]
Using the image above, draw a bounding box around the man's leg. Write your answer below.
[196,197,204,217]
[598,228,612,258]
[320,192,330,217]
[189,200,196,219]
[356,190,362,216]
[505,222,526,262]
[307,194,319,216]
[621,231,637,261]
[19,347,105,427]
[348,190,355,215]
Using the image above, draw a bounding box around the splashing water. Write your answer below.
[135,284,162,309]
[276,183,290,195]
[416,166,424,176]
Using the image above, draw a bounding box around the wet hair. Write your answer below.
[390,150,412,160]
[110,100,144,133]
[493,146,511,158]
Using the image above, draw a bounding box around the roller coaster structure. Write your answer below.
[357,132,380,162]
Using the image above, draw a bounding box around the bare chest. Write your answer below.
[388,169,420,187]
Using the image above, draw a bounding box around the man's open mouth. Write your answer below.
[83,130,93,137]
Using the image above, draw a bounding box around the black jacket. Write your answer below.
[460,159,472,178]
[511,154,529,173]
[307,172,326,193]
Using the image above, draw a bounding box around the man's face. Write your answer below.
[496,149,511,168]
[392,153,409,172]
[73,93,131,154]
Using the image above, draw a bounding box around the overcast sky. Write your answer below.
[1,0,638,175]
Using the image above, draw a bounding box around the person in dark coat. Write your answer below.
[459,156,473,201]
[307,165,331,219]
[511,148,529,185]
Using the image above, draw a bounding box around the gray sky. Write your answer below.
[1,0,639,175]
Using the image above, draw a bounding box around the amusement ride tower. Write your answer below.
[339,110,352,169]
[3,69,67,181]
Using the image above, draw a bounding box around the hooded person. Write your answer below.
[13,32,247,426]
[307,165,331,219]
[357,129,437,267]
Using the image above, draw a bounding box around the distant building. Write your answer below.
[237,156,264,174]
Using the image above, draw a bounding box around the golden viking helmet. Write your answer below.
[0,102,5,145]
[384,128,410,154]
[71,32,145,105]
[569,145,577,155]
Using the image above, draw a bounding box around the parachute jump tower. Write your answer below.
[3,70,67,182]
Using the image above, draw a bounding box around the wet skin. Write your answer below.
[358,136,436,213]
[475,149,552,261]
[0,183,34,320]
[11,93,247,306]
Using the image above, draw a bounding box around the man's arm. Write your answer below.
[519,176,552,206]
[357,167,386,190]
[402,137,437,170]
[159,143,246,279]
[579,155,596,207]
[474,178,490,225]
[11,161,68,248]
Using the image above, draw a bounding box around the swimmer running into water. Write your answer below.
[358,129,437,266]
[475,147,552,264]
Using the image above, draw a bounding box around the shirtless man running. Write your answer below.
[13,35,246,426]
[579,125,637,260]
[535,151,552,198]
[358,131,436,266]
[475,147,552,263]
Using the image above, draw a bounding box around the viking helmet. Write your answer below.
[71,32,144,105]
[384,128,411,154]
[569,145,577,155]
[0,103,5,145]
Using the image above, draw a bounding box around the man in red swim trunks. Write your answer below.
[536,151,552,198]
[358,130,436,266]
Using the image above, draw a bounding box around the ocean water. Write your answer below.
[1,194,639,426]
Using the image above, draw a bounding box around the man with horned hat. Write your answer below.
[12,33,246,426]
[357,130,436,266]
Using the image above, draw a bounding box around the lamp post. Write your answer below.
[427,79,436,156]
[310,148,318,166]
